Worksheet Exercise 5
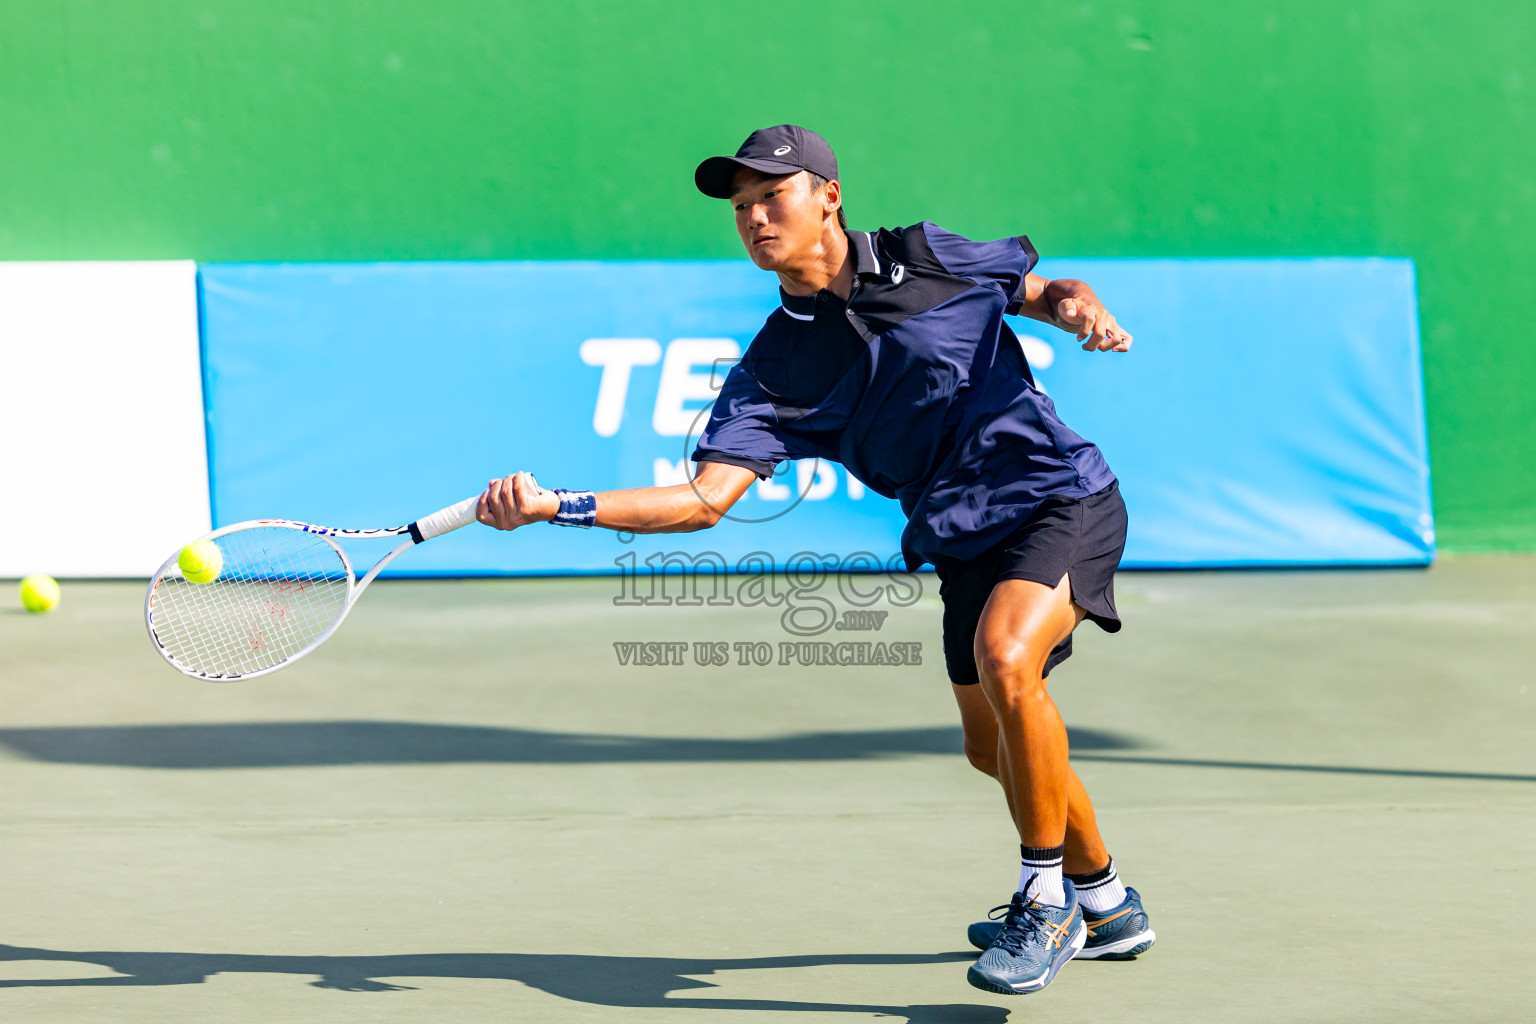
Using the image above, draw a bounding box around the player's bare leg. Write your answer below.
[972,575,1081,853]
[959,575,1156,969]
[953,681,1110,874]
[962,574,1093,992]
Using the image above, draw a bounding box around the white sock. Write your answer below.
[1019,845,1066,908]
[1068,858,1129,913]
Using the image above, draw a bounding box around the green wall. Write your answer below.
[3,2,1532,550]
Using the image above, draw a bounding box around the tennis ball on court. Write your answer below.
[18,575,60,613]
[179,540,223,584]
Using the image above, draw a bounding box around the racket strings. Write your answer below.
[148,527,351,678]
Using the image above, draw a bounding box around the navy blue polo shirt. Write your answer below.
[692,222,1116,570]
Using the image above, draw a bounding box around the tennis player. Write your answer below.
[478,125,1154,994]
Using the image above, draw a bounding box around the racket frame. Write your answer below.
[144,497,478,682]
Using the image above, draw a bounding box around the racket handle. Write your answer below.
[412,495,482,542]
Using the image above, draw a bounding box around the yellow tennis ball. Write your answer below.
[179,540,224,584]
[18,575,60,613]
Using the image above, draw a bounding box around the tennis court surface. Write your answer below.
[2,557,1532,1022]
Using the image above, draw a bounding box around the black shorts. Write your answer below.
[935,480,1127,685]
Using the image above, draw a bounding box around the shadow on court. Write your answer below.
[1074,752,1536,784]
[0,944,1003,1022]
[0,721,1136,769]
[1,723,1528,782]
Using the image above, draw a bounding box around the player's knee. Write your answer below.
[962,737,999,778]
[975,637,1046,708]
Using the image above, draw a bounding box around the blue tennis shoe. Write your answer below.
[969,885,1156,961]
[1077,887,1156,959]
[965,878,1086,995]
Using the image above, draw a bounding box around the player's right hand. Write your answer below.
[478,471,558,531]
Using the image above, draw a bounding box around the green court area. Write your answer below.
[2,558,1532,1022]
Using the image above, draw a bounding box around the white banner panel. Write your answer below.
[0,262,207,578]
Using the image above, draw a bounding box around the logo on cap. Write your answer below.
[773,145,792,156]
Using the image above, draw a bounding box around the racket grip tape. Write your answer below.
[410,495,482,542]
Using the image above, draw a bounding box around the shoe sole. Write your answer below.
[1074,928,1156,961]
[969,924,1157,961]
[966,919,1087,995]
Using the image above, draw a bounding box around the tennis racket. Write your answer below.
[144,495,482,681]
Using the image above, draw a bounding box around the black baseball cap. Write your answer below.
[694,125,839,199]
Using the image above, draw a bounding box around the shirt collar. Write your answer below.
[846,230,882,277]
[777,287,817,321]
[777,230,883,320]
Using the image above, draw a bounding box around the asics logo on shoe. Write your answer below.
[1084,906,1135,936]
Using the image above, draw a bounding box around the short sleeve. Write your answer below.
[920,223,1039,313]
[691,363,820,479]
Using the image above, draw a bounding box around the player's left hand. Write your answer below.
[1057,298,1133,353]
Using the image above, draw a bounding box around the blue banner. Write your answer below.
[199,257,1431,574]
